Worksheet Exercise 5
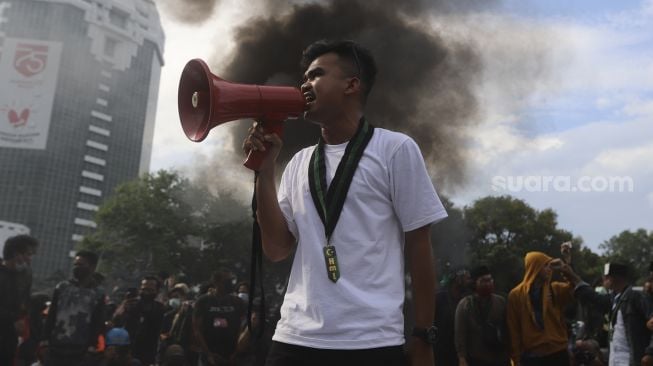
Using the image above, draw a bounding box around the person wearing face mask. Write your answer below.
[0,235,34,364]
[157,283,190,363]
[113,276,165,366]
[235,282,249,305]
[41,250,106,366]
[454,266,509,366]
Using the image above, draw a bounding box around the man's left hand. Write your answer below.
[646,316,653,331]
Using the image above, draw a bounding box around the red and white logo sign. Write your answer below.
[14,43,49,77]
[7,108,30,127]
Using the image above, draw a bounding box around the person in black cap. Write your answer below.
[560,262,653,366]
[454,265,509,366]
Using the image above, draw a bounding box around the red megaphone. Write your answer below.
[178,59,306,170]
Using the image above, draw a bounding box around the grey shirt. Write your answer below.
[454,293,510,364]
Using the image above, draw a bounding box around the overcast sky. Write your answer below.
[150,0,653,252]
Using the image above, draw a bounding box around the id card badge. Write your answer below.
[323,245,340,283]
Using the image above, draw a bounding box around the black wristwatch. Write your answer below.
[412,325,438,345]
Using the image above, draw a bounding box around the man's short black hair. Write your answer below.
[6,234,39,250]
[301,39,377,102]
[210,269,234,293]
[470,265,491,281]
[3,235,33,260]
[75,250,99,267]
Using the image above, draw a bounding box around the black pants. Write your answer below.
[521,349,570,366]
[0,323,18,366]
[264,341,407,366]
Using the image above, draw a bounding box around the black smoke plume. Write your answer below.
[166,0,500,190]
[167,0,498,270]
[159,0,220,24]
[213,0,487,189]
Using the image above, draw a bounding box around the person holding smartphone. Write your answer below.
[506,251,574,366]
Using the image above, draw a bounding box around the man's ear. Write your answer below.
[344,77,361,96]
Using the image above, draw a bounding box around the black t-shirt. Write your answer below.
[123,300,165,364]
[193,293,245,357]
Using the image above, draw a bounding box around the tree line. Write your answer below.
[76,170,653,295]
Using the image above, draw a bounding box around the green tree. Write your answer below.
[599,228,653,283]
[81,170,203,282]
[79,169,286,297]
[462,195,598,293]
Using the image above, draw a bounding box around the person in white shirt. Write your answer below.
[561,262,653,366]
[243,39,447,366]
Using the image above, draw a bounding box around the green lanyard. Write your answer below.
[308,118,374,282]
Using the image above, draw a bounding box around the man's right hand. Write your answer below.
[242,122,283,173]
[559,262,581,285]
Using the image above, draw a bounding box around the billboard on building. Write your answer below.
[0,38,61,149]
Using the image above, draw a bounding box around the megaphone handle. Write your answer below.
[243,119,284,171]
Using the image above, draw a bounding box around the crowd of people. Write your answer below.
[2,236,653,366]
[0,235,275,366]
[434,244,653,366]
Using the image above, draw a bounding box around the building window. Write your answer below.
[82,170,104,181]
[89,125,110,137]
[91,110,112,122]
[104,37,118,58]
[109,8,128,29]
[84,155,106,166]
[80,186,102,197]
[77,202,99,211]
[74,218,97,228]
[86,140,108,151]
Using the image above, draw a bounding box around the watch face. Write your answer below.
[426,326,437,343]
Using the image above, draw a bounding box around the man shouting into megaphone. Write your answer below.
[243,40,448,366]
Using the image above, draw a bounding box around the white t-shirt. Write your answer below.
[609,310,630,366]
[273,127,448,349]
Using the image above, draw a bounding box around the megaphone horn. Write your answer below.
[178,59,306,170]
